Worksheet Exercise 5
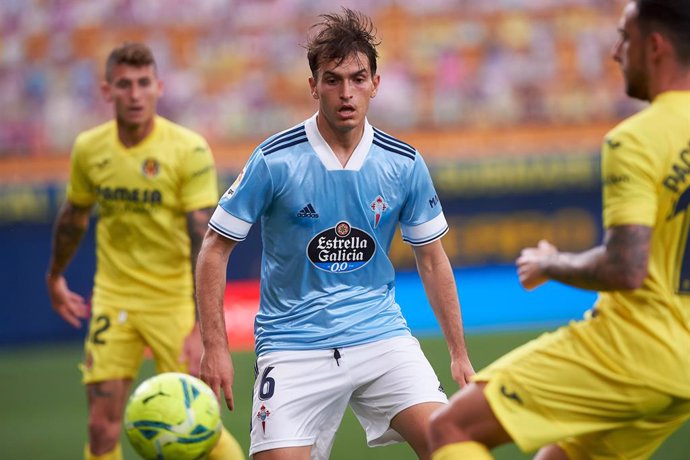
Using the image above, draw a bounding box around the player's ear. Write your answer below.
[157,79,165,97]
[648,30,670,61]
[371,74,380,99]
[308,76,318,100]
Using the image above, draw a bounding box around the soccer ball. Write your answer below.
[124,372,222,460]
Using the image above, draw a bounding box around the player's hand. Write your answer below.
[46,274,88,328]
[200,347,235,411]
[450,353,475,388]
[182,322,203,377]
[516,240,557,291]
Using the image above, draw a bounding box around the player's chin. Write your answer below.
[334,117,362,132]
[121,111,150,126]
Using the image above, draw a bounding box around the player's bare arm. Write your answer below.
[184,207,215,376]
[187,207,216,278]
[517,224,651,292]
[412,239,475,386]
[47,201,92,277]
[46,201,93,328]
[196,230,238,410]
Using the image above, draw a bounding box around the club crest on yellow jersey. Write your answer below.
[142,158,160,178]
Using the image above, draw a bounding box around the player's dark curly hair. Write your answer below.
[105,42,157,82]
[306,8,381,79]
[635,0,690,65]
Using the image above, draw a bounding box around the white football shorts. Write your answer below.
[249,335,448,459]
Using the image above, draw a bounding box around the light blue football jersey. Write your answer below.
[210,113,448,355]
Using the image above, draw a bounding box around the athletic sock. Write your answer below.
[84,443,122,460]
[432,441,493,460]
[207,426,245,460]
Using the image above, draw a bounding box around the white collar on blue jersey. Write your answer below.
[305,112,374,171]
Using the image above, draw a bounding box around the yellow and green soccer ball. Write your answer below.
[124,372,222,460]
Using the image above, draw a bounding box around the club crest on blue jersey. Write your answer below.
[369,195,388,228]
[256,404,271,434]
[307,221,376,273]
[141,158,160,178]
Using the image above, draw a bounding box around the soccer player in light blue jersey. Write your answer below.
[196,8,474,460]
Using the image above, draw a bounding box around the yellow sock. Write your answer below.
[432,441,493,460]
[84,443,122,460]
[207,427,245,460]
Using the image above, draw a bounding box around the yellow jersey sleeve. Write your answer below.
[66,133,98,207]
[601,125,659,228]
[179,139,219,212]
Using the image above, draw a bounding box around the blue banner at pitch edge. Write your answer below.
[396,267,597,336]
[389,153,603,270]
[0,183,65,225]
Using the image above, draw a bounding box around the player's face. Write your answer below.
[612,2,649,101]
[102,64,163,128]
[309,52,380,135]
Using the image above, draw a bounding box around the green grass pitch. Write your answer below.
[1,330,688,459]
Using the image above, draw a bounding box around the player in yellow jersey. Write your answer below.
[46,42,244,460]
[428,1,690,459]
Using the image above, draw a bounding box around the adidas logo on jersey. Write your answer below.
[297,203,319,218]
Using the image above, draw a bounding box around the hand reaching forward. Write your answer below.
[517,240,557,291]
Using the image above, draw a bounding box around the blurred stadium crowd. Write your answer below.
[1,0,635,160]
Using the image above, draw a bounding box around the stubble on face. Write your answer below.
[616,2,649,101]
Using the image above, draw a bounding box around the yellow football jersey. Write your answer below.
[596,91,690,397]
[67,116,219,311]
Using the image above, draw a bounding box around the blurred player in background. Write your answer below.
[428,0,690,459]
[195,8,474,460]
[45,42,244,460]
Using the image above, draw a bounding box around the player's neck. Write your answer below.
[666,69,690,93]
[648,62,690,100]
[331,143,356,167]
[117,117,155,148]
[316,116,364,167]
